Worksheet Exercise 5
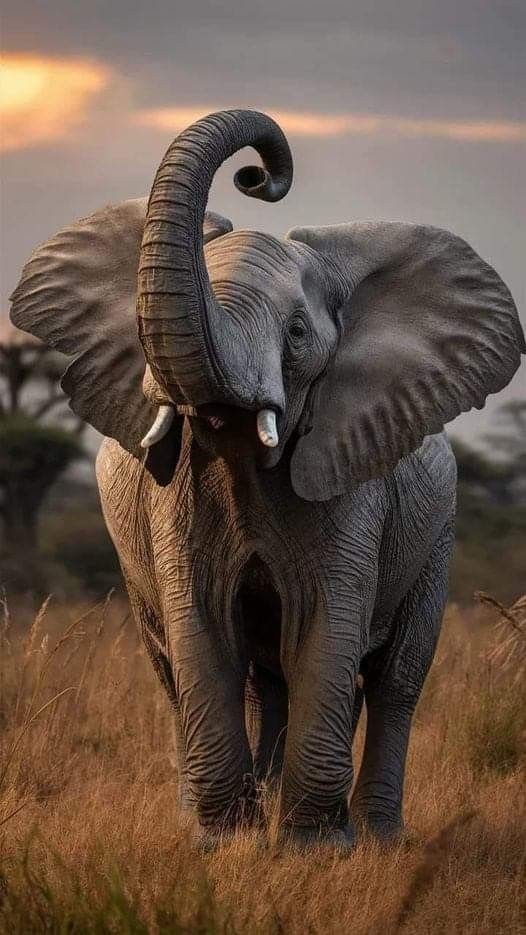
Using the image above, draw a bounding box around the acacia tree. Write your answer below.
[0,326,84,559]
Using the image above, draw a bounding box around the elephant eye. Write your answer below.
[287,315,308,341]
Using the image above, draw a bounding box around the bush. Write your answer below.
[41,508,121,596]
[0,417,82,480]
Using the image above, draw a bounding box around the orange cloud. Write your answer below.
[0,54,110,152]
[135,107,371,137]
[134,106,218,134]
[387,117,526,142]
[135,107,364,137]
[135,106,526,143]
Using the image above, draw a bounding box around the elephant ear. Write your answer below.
[9,198,233,455]
[287,222,525,501]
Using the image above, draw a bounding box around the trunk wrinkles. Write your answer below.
[137,110,293,408]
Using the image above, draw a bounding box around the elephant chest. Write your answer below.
[144,438,454,665]
[161,469,386,668]
[187,503,324,651]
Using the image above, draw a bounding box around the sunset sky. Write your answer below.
[1,0,525,445]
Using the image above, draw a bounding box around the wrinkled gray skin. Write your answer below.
[11,111,524,850]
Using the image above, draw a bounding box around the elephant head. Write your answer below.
[10,110,524,498]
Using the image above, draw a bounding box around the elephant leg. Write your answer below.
[124,578,195,811]
[245,662,288,784]
[170,709,196,812]
[168,600,254,835]
[351,521,453,840]
[279,602,369,850]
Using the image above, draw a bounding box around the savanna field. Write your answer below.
[0,592,525,935]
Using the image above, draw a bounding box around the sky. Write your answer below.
[1,0,525,448]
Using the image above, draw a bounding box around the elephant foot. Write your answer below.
[368,818,404,843]
[192,817,269,854]
[183,774,263,851]
[353,811,410,846]
[184,814,248,853]
[279,822,357,853]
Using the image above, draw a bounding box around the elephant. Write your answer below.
[10,109,524,850]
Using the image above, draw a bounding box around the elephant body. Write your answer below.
[96,426,455,842]
[10,109,523,848]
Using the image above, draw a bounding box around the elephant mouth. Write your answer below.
[176,403,280,451]
[177,403,229,431]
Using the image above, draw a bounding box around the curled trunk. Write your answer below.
[137,110,293,407]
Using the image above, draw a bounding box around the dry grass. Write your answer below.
[1,593,525,934]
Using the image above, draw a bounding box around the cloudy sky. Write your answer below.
[2,0,525,446]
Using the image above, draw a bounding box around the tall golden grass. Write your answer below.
[1,592,525,933]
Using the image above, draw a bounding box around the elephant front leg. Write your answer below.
[123,578,195,813]
[279,605,368,850]
[169,609,254,838]
[350,522,453,841]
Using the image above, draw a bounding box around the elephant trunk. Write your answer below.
[137,110,293,408]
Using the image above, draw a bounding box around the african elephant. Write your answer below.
[10,110,524,849]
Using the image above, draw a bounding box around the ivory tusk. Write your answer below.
[256,409,279,448]
[140,405,175,448]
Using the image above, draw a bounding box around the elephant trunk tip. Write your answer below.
[234,165,289,203]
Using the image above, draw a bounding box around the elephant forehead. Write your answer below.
[205,231,303,305]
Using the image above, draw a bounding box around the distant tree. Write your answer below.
[0,327,84,559]
[450,438,515,504]
[450,399,526,603]
[485,400,526,475]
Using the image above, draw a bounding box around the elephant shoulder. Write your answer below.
[96,438,140,517]
[415,432,457,487]
[392,432,457,512]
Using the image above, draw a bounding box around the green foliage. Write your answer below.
[451,438,512,488]
[0,416,82,482]
[1,339,86,591]
[42,507,121,595]
[485,400,526,470]
[0,417,84,587]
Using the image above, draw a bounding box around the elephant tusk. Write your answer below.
[140,405,175,448]
[256,409,279,448]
